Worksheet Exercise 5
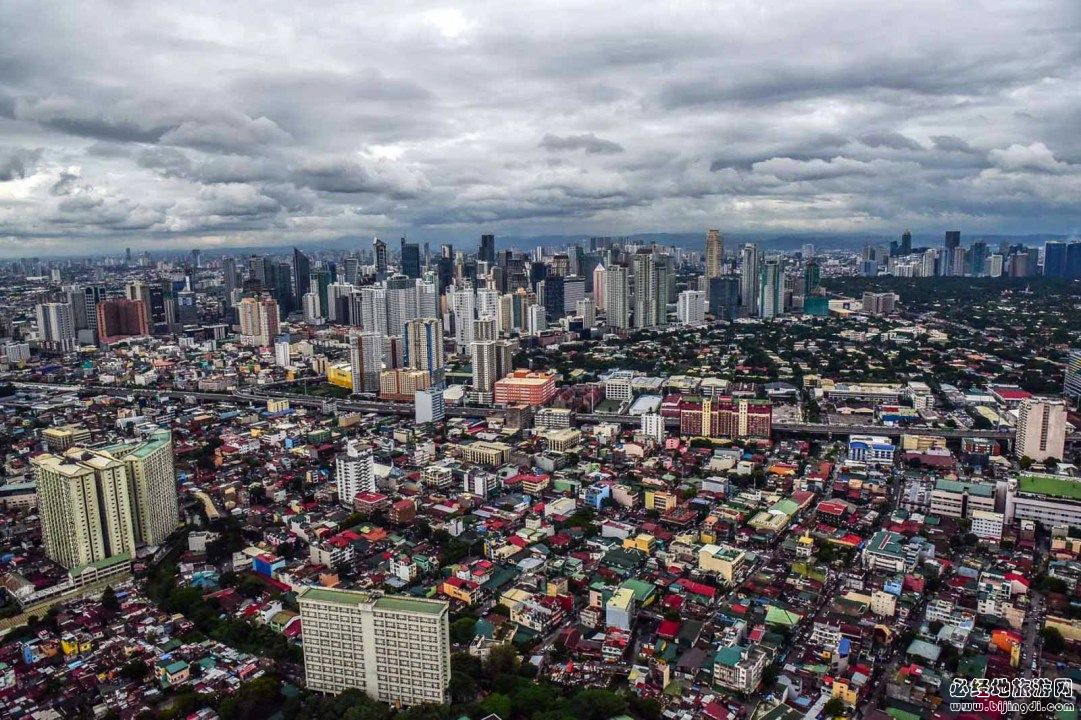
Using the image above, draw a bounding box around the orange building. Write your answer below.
[493,369,557,406]
[96,299,149,344]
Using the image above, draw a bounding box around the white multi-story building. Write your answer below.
[238,297,280,347]
[970,510,1004,541]
[35,302,77,349]
[576,298,596,327]
[847,435,895,465]
[297,587,450,707]
[336,440,375,507]
[415,388,445,424]
[640,413,665,443]
[604,265,630,329]
[526,304,546,336]
[274,338,292,368]
[1015,397,1067,462]
[676,290,706,326]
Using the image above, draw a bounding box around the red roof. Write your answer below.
[657,619,681,639]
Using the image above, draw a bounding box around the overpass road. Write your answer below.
[11,382,1080,444]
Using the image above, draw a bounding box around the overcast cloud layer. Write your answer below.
[1,0,1080,256]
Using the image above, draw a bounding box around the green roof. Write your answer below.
[297,587,373,606]
[714,646,743,666]
[1019,474,1081,501]
[934,479,994,497]
[619,578,656,602]
[765,605,803,626]
[374,595,447,616]
[70,553,131,577]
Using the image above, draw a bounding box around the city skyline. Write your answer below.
[1,1,1080,258]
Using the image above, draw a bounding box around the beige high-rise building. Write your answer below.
[33,450,137,569]
[605,264,630,330]
[104,430,180,547]
[705,229,724,279]
[298,587,450,707]
[1015,397,1067,462]
[33,430,179,568]
[237,296,280,347]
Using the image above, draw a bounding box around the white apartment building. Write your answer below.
[298,587,450,707]
[1015,397,1067,462]
[336,440,375,507]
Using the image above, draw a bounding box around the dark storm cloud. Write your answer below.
[0,1,1079,253]
[539,133,624,155]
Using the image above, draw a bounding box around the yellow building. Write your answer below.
[622,533,656,553]
[544,428,581,452]
[697,543,747,583]
[326,362,353,389]
[645,490,677,512]
[832,678,858,706]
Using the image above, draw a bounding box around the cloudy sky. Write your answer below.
[1,1,1079,257]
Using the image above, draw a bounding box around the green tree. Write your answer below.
[823,698,846,718]
[1041,627,1065,654]
[101,585,120,613]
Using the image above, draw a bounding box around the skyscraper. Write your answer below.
[33,450,136,568]
[708,277,740,320]
[633,249,665,328]
[373,237,388,279]
[739,244,760,316]
[404,317,445,378]
[1065,348,1081,403]
[471,339,514,396]
[758,258,783,319]
[1043,241,1067,278]
[804,259,821,296]
[401,238,421,279]
[1015,397,1067,462]
[676,290,706,325]
[237,296,280,347]
[705,229,724,279]
[350,331,383,394]
[592,264,606,310]
[605,264,630,330]
[899,229,912,256]
[479,234,496,265]
[293,248,312,301]
[35,302,76,348]
[103,430,179,547]
[222,256,239,299]
[942,230,959,255]
[96,299,149,344]
[385,274,418,337]
[297,587,450,706]
[542,275,565,321]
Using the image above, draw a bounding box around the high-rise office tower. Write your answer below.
[676,290,706,325]
[401,238,421,279]
[335,440,375,506]
[542,275,565,321]
[293,248,312,301]
[297,587,450,706]
[343,256,361,286]
[222,257,239,299]
[350,331,383,394]
[526,303,547,335]
[804,260,821,296]
[605,264,631,330]
[740,244,760,316]
[705,229,724,279]
[988,254,1004,278]
[944,230,961,252]
[758,258,783,319]
[1065,348,1081,403]
[1043,241,1067,278]
[96,299,149,344]
[237,296,280,347]
[592,264,606,310]
[248,255,267,285]
[35,302,76,348]
[373,237,388,279]
[267,260,296,315]
[1067,241,1081,279]
[404,317,445,378]
[899,230,912,256]
[708,277,740,320]
[385,274,418,337]
[479,234,496,265]
[1015,397,1067,462]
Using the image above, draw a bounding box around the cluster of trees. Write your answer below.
[144,563,301,663]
